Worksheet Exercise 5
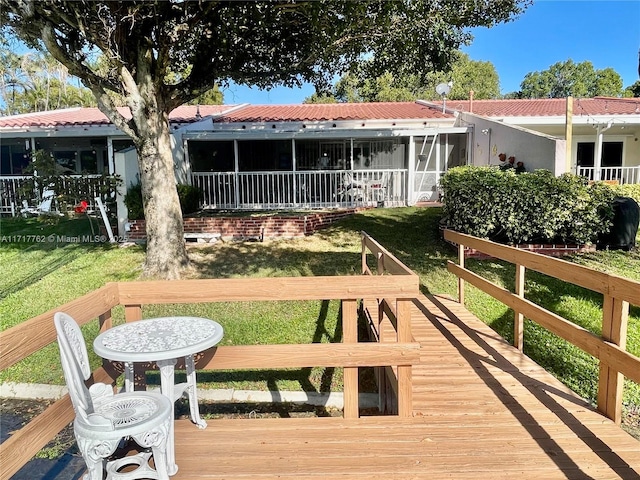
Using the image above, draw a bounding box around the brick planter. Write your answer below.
[126,208,361,242]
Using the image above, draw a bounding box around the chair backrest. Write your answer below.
[54,312,94,422]
[342,172,353,187]
[38,190,55,213]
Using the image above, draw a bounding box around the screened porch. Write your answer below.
[187,133,465,209]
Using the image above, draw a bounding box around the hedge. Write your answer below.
[439,167,616,245]
[123,182,202,220]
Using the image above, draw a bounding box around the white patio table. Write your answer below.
[93,316,224,475]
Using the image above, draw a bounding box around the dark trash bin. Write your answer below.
[598,196,640,251]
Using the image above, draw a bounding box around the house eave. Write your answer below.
[182,125,469,141]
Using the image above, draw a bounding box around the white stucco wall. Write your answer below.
[457,112,566,175]
[114,147,140,238]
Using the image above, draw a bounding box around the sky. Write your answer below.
[221,0,640,105]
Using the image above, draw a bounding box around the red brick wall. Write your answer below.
[126,209,360,241]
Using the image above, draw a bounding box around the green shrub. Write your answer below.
[176,184,202,215]
[123,183,145,220]
[439,166,616,245]
[611,184,640,205]
[123,182,202,220]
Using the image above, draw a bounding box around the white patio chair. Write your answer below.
[20,188,58,217]
[337,172,365,202]
[366,172,389,203]
[54,312,173,480]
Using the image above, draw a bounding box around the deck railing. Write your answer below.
[360,232,417,414]
[577,166,640,184]
[192,169,407,210]
[0,263,420,480]
[444,229,640,425]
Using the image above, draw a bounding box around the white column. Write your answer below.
[107,137,114,174]
[594,125,604,181]
[234,139,239,209]
[407,136,415,205]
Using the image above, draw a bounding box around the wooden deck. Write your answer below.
[169,294,640,479]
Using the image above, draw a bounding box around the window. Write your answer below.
[354,139,404,169]
[577,142,623,168]
[0,143,30,175]
[53,151,77,173]
[237,140,291,172]
[189,141,235,172]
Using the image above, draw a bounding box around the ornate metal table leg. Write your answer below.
[185,354,207,428]
[157,358,178,476]
[124,361,134,392]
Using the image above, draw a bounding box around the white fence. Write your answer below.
[0,175,117,216]
[192,169,407,210]
[2,170,407,216]
[577,166,640,185]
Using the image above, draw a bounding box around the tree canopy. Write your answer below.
[1,0,530,278]
[0,48,97,114]
[518,59,625,99]
[305,52,500,103]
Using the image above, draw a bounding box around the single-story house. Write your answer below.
[1,97,639,222]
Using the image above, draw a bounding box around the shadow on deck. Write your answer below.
[169,294,640,479]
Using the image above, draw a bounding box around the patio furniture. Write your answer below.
[338,172,365,202]
[54,312,172,480]
[20,188,58,217]
[93,316,224,475]
[366,172,389,203]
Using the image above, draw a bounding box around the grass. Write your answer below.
[1,208,639,410]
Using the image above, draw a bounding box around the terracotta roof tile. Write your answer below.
[216,102,451,122]
[444,97,640,117]
[2,98,638,130]
[0,105,235,128]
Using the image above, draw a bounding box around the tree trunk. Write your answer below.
[135,111,189,279]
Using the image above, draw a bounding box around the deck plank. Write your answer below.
[168,293,640,479]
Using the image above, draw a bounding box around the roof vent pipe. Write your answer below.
[469,90,474,113]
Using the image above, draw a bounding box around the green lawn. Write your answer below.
[1,208,639,410]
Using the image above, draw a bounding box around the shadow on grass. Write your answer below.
[0,215,118,299]
[187,207,457,293]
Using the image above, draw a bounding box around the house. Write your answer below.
[1,98,639,220]
[447,96,640,184]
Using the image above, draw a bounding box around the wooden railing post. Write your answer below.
[514,264,525,351]
[342,298,359,418]
[457,243,465,305]
[597,294,629,424]
[377,251,384,275]
[125,304,142,322]
[396,298,413,417]
[361,233,367,274]
[98,310,113,332]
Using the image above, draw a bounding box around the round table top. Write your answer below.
[93,316,224,362]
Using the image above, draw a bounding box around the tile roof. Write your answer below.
[1,98,638,130]
[0,105,234,128]
[444,97,640,117]
[215,102,451,122]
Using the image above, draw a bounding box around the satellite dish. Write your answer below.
[435,82,452,96]
[435,82,453,113]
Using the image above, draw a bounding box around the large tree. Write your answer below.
[307,52,500,103]
[519,59,624,99]
[1,0,529,278]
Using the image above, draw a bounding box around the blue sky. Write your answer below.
[222,0,640,104]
